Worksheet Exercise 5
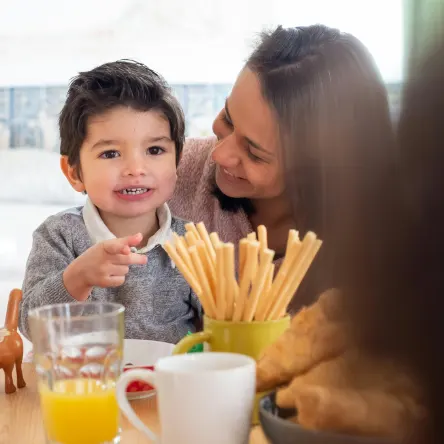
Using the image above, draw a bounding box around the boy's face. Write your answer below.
[64,106,177,220]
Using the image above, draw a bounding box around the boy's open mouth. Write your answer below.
[118,187,150,195]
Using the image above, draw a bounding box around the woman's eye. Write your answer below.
[248,151,263,162]
[246,146,265,163]
[147,146,165,155]
[222,113,233,128]
[99,150,119,159]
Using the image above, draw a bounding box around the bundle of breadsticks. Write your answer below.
[256,290,426,440]
[162,222,322,321]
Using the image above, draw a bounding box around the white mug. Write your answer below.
[116,352,256,444]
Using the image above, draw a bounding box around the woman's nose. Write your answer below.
[212,135,240,168]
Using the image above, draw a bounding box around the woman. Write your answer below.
[170,24,394,310]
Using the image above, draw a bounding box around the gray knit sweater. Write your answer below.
[19,206,202,344]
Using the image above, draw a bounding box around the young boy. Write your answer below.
[19,60,202,343]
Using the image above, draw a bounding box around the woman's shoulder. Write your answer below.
[170,137,217,220]
[176,136,216,191]
[180,136,216,169]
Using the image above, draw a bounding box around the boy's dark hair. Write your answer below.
[59,59,185,168]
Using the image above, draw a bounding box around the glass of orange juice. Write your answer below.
[28,302,124,444]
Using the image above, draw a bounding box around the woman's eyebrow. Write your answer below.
[225,99,273,156]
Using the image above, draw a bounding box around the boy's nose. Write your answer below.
[122,157,146,176]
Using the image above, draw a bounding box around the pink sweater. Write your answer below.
[169,137,253,243]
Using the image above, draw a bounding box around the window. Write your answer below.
[0,0,403,147]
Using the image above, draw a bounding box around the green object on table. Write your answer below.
[186,331,203,353]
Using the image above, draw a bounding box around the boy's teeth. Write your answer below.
[120,188,148,195]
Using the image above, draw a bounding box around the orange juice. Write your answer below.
[39,378,119,444]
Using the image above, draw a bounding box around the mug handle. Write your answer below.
[116,369,159,442]
[173,331,211,355]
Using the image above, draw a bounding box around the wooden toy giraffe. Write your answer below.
[0,289,26,394]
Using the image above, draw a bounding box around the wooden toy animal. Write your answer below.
[0,289,26,394]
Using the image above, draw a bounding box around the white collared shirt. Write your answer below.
[82,197,174,254]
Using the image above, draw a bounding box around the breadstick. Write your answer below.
[249,244,259,286]
[185,231,198,248]
[231,275,239,321]
[173,233,197,278]
[166,227,322,323]
[163,241,203,299]
[194,228,216,284]
[210,232,221,250]
[196,240,217,301]
[287,229,299,252]
[223,243,237,320]
[189,245,217,318]
[185,223,201,242]
[275,239,323,318]
[243,249,275,321]
[238,238,248,281]
[232,241,259,321]
[266,264,275,295]
[255,232,302,320]
[247,232,257,241]
[197,222,216,263]
[215,244,226,320]
[266,232,318,320]
[257,225,268,264]
[255,263,275,320]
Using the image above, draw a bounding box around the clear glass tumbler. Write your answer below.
[28,302,125,444]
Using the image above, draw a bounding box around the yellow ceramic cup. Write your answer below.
[173,315,291,424]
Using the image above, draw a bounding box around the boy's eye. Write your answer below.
[99,150,119,159]
[147,146,165,155]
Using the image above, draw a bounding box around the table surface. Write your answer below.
[0,364,268,444]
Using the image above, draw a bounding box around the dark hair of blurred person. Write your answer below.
[286,38,444,443]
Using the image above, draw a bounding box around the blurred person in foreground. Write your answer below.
[267,36,444,443]
[326,40,444,443]
[345,39,444,443]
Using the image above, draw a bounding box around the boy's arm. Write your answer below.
[19,216,78,340]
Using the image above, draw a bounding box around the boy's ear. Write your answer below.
[60,156,86,193]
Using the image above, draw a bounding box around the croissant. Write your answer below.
[256,289,348,392]
[294,385,423,440]
[275,350,425,440]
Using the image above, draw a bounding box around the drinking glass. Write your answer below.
[28,302,124,444]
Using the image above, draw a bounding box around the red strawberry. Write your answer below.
[124,365,155,392]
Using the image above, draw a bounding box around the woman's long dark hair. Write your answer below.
[248,25,395,311]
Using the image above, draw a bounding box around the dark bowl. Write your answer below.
[259,392,394,444]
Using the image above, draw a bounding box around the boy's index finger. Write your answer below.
[102,238,130,255]
[126,233,143,247]
[102,233,143,255]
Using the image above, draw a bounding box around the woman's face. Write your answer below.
[212,68,285,200]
